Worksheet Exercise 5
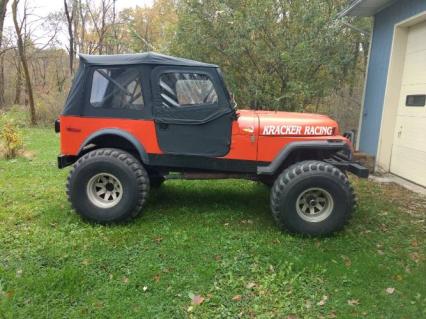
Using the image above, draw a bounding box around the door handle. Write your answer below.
[397,125,402,138]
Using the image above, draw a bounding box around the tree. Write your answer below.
[120,0,177,53]
[13,48,22,104]
[86,0,113,54]
[64,0,77,74]
[12,0,36,124]
[0,0,9,106]
[171,0,370,112]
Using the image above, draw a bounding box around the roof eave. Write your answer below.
[337,0,396,18]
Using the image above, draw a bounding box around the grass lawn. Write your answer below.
[0,127,425,318]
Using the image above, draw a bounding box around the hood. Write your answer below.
[255,110,339,137]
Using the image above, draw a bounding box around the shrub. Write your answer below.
[36,92,65,125]
[0,121,23,159]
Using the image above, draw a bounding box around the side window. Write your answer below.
[159,72,218,108]
[90,67,144,110]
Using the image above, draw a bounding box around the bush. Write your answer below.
[36,92,65,125]
[0,121,23,159]
[0,105,29,128]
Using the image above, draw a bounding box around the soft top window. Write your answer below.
[159,72,218,108]
[90,67,144,110]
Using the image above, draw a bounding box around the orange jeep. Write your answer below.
[56,52,368,235]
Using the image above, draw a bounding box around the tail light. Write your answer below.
[54,119,60,133]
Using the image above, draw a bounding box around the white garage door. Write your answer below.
[390,20,426,187]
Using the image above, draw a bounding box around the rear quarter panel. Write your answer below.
[59,116,163,156]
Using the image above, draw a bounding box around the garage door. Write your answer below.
[390,20,426,187]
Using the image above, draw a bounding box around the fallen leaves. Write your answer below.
[246,282,256,289]
[232,294,242,301]
[341,255,352,267]
[347,299,359,306]
[385,287,395,294]
[153,237,163,244]
[189,293,205,305]
[409,252,420,263]
[317,295,328,306]
[81,259,90,266]
[153,274,161,282]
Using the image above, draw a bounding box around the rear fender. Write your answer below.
[78,129,149,164]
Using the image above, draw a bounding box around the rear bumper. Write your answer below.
[57,155,77,169]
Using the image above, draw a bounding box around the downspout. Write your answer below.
[356,17,374,151]
[336,15,372,150]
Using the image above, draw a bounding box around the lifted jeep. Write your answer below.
[56,52,368,236]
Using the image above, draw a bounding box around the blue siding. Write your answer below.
[359,0,426,155]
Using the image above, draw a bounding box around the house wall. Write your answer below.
[358,0,426,156]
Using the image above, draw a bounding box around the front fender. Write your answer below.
[257,140,351,175]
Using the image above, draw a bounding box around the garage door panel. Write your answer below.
[405,20,426,54]
[390,20,426,187]
[390,145,426,187]
[401,51,426,85]
[398,84,426,116]
[393,116,426,150]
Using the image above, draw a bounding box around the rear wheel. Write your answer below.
[270,161,355,235]
[67,148,150,223]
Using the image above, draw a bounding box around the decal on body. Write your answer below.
[263,125,334,136]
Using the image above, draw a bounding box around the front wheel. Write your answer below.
[67,148,150,223]
[270,161,355,236]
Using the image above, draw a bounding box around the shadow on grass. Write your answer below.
[149,180,267,207]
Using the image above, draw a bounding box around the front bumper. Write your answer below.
[324,153,369,178]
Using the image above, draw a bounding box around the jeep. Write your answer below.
[56,52,368,235]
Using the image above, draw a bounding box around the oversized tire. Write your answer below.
[270,161,355,236]
[67,148,150,223]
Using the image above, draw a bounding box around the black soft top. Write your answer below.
[78,52,218,68]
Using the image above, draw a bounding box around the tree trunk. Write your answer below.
[64,0,75,75]
[14,58,22,104]
[12,0,36,125]
[78,0,86,53]
[0,55,5,106]
[0,0,9,107]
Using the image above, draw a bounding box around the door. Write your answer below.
[152,67,234,157]
[390,21,426,187]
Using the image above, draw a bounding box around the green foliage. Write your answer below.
[0,120,23,159]
[35,91,67,126]
[0,127,425,317]
[171,0,371,111]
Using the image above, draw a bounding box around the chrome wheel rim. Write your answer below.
[87,173,123,208]
[296,187,334,223]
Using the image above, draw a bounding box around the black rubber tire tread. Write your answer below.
[270,160,356,236]
[66,148,149,223]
